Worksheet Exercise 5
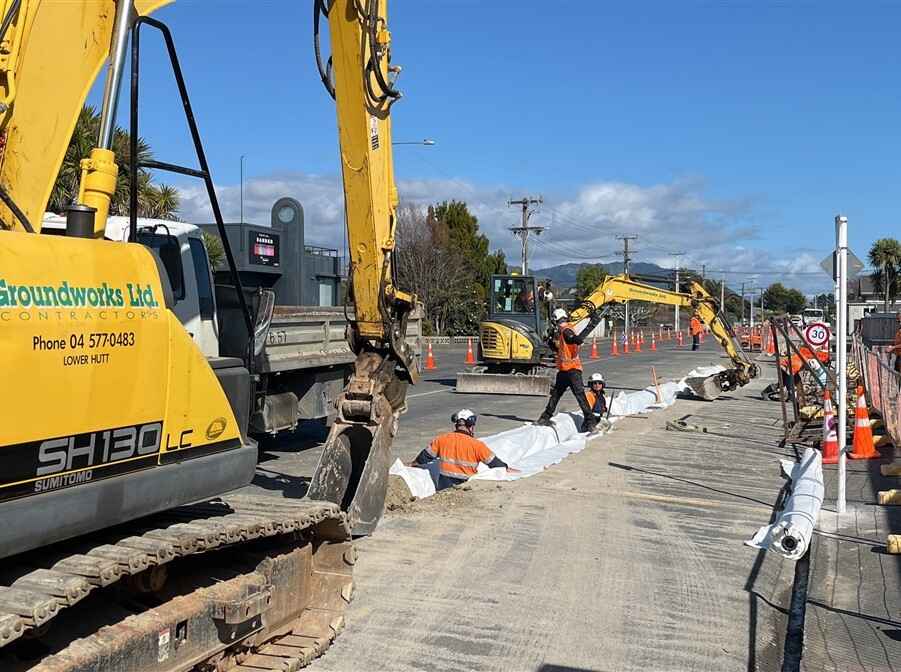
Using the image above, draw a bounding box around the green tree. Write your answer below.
[202,231,226,270]
[575,264,607,299]
[396,202,506,335]
[761,282,806,315]
[49,105,178,220]
[867,237,901,309]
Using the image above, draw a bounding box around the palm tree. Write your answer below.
[49,105,177,220]
[868,238,901,310]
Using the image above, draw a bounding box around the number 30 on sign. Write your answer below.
[804,322,830,347]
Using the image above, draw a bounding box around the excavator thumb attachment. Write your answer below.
[307,352,406,536]
[684,368,745,401]
[455,371,552,396]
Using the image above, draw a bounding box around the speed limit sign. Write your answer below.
[804,322,830,347]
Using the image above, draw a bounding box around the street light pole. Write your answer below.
[392,139,436,146]
[240,154,247,224]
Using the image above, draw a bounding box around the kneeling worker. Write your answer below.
[585,373,608,420]
[536,307,603,432]
[412,409,517,491]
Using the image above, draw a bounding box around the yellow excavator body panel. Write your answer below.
[0,231,242,505]
[0,0,171,233]
[479,322,535,363]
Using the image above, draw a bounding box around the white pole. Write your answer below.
[673,266,680,332]
[750,289,755,329]
[835,215,848,515]
[721,273,726,314]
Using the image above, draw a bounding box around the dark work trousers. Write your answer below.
[541,369,595,427]
[692,334,700,351]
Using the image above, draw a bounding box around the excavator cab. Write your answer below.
[481,275,546,365]
[456,274,555,396]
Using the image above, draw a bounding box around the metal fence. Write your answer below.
[853,335,901,448]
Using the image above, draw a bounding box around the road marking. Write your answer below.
[408,389,451,399]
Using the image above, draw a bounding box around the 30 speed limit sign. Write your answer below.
[804,322,830,347]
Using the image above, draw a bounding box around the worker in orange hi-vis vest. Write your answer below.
[892,312,901,373]
[411,410,519,491]
[690,312,703,351]
[535,307,603,433]
[584,372,608,420]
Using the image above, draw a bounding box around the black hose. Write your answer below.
[365,0,400,101]
[313,0,335,98]
[0,184,34,233]
[0,0,22,45]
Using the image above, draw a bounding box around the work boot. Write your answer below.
[535,415,554,427]
[581,420,600,434]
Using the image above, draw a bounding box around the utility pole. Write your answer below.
[508,196,544,275]
[740,282,746,325]
[617,235,638,334]
[884,261,890,312]
[670,252,686,331]
[701,263,706,281]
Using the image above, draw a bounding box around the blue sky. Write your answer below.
[93,1,901,293]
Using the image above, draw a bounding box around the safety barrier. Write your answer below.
[853,335,901,449]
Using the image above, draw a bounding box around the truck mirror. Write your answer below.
[253,289,276,357]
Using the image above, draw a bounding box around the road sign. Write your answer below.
[820,250,864,279]
[804,321,831,347]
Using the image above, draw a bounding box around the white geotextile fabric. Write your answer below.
[389,364,726,500]
[745,447,824,561]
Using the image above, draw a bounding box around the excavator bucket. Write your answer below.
[307,352,407,536]
[684,369,741,401]
[455,371,552,396]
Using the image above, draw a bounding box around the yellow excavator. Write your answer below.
[0,1,413,669]
[458,273,758,400]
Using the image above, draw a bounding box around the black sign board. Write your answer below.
[249,230,280,267]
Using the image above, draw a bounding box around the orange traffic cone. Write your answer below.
[651,333,657,351]
[425,340,437,370]
[623,332,630,354]
[465,337,476,364]
[590,336,599,360]
[611,331,619,356]
[821,390,839,464]
[849,386,880,460]
[635,332,642,352]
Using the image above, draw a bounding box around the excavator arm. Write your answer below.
[0,0,170,234]
[306,0,419,533]
[573,274,759,399]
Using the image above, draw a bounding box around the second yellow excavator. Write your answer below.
[458,273,758,400]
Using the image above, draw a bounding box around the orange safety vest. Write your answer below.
[690,317,702,336]
[425,431,495,481]
[555,322,582,371]
[585,390,605,414]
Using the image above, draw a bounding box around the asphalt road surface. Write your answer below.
[244,336,734,499]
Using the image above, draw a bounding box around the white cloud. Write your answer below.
[177,171,832,294]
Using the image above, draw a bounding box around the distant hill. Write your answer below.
[531,261,672,288]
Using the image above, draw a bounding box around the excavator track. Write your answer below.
[0,495,354,671]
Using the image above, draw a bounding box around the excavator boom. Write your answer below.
[576,274,759,399]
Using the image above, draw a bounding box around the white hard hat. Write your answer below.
[452,409,477,426]
[552,308,568,322]
[589,373,605,384]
